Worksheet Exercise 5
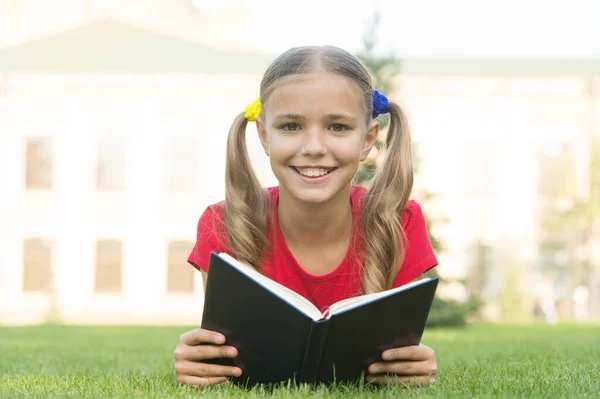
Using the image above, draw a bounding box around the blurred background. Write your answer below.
[0,0,598,326]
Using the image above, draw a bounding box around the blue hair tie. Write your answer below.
[372,89,390,119]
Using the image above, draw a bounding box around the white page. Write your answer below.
[327,277,434,317]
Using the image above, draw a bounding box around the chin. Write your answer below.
[284,183,352,206]
[295,192,335,205]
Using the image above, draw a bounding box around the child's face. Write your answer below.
[256,72,378,206]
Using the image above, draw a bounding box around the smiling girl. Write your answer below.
[174,45,439,387]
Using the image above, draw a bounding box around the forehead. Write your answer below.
[263,73,366,117]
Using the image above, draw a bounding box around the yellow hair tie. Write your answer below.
[244,97,262,121]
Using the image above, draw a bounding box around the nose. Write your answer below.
[300,127,327,157]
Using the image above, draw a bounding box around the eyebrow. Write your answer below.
[271,113,358,123]
[324,114,358,123]
[272,113,306,121]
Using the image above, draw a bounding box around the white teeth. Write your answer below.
[297,168,330,177]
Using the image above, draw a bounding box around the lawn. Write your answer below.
[0,323,599,398]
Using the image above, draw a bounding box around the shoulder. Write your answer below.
[401,200,426,231]
[189,187,278,272]
[196,186,279,230]
[197,201,224,226]
[188,201,227,272]
[395,200,438,285]
[195,201,226,248]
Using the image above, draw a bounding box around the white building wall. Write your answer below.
[397,76,597,301]
[0,72,276,325]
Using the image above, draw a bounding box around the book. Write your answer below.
[201,252,439,386]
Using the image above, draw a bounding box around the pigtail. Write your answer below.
[360,101,414,293]
[223,113,270,269]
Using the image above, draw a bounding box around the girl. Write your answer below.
[174,45,439,387]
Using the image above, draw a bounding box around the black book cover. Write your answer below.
[201,252,438,386]
[315,278,438,383]
[201,253,313,385]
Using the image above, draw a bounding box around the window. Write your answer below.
[97,137,126,191]
[167,241,195,293]
[25,137,53,189]
[23,239,52,292]
[95,240,122,293]
[167,137,197,192]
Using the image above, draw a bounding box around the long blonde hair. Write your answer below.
[223,46,413,294]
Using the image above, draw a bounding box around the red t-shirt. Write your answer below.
[188,185,438,311]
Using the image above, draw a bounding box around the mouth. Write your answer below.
[291,166,337,178]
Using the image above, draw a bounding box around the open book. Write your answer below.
[201,252,438,386]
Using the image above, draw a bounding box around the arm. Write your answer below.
[201,270,208,292]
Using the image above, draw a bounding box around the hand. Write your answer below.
[174,328,242,387]
[367,344,437,386]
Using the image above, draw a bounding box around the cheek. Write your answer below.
[266,134,298,160]
[330,135,366,161]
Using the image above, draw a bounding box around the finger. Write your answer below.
[382,345,433,361]
[366,374,436,386]
[179,329,226,346]
[179,344,238,361]
[175,360,242,378]
[177,375,228,387]
[369,360,430,376]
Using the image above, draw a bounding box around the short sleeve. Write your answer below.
[393,200,439,287]
[187,204,228,272]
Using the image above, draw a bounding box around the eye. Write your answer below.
[282,123,301,132]
[329,123,349,132]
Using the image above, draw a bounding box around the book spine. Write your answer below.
[298,319,330,384]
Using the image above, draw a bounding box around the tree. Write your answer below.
[354,11,400,187]
[498,253,532,322]
[356,12,400,97]
[355,12,480,327]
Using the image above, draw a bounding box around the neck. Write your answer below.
[277,186,353,247]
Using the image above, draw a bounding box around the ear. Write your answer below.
[256,116,270,156]
[360,120,379,161]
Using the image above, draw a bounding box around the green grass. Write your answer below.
[0,323,599,398]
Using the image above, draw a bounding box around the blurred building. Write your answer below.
[0,2,276,325]
[397,68,600,318]
[0,0,252,51]
[1,1,599,325]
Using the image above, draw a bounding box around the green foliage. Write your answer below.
[356,12,401,97]
[352,163,376,186]
[426,296,482,328]
[424,266,482,328]
[498,262,532,322]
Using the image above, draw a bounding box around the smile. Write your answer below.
[292,167,337,178]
